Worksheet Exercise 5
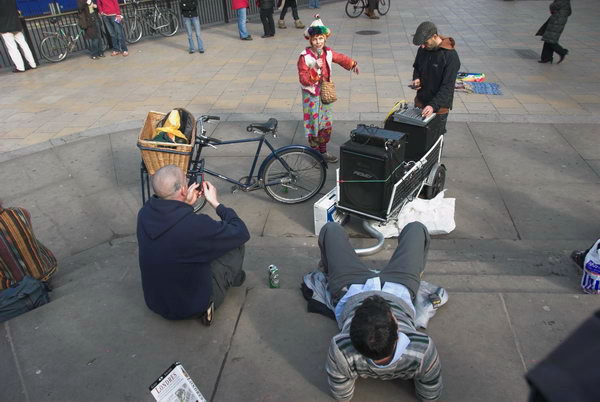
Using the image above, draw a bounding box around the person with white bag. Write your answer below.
[572,240,600,294]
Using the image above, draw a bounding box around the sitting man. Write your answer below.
[319,222,442,400]
[137,165,249,325]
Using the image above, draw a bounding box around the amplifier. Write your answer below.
[384,113,443,161]
[338,139,406,219]
[350,124,406,150]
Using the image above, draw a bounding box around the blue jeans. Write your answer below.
[183,16,204,51]
[102,15,128,52]
[236,8,249,38]
[308,0,320,8]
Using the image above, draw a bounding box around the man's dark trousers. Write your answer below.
[210,245,245,308]
[318,222,430,302]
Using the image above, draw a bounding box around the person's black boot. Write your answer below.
[557,49,569,64]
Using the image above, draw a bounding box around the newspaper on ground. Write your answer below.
[149,362,206,402]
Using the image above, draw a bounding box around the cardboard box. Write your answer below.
[313,187,346,235]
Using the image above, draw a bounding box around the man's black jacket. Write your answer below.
[412,36,460,112]
[137,197,249,320]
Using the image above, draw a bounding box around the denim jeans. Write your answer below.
[102,15,128,52]
[183,16,204,51]
[308,0,320,8]
[236,8,250,38]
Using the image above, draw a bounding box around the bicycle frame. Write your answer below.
[189,134,284,190]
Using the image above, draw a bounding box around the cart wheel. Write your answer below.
[423,164,446,200]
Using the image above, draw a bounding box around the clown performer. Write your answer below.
[297,15,359,163]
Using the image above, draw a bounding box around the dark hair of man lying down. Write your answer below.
[350,295,399,360]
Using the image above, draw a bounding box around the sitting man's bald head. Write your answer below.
[152,165,186,200]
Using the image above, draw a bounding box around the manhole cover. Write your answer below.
[356,30,381,36]
[514,49,539,60]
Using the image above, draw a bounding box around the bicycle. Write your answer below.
[140,115,328,211]
[40,19,106,62]
[345,0,390,18]
[124,0,179,44]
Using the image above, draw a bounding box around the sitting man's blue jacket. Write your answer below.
[137,197,250,320]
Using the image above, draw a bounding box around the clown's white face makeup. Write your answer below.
[310,35,326,52]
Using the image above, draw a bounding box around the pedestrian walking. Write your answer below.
[180,0,204,53]
[0,0,37,73]
[258,0,275,38]
[233,0,252,40]
[536,0,571,64]
[308,0,319,9]
[277,0,305,30]
[77,0,104,60]
[98,0,128,56]
[297,15,359,163]
[365,0,379,19]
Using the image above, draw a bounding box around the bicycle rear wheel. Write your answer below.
[40,35,68,62]
[377,0,390,15]
[156,10,179,37]
[262,149,326,204]
[345,0,364,18]
[125,19,143,43]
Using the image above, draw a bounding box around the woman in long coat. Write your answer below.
[538,0,571,64]
[77,0,104,59]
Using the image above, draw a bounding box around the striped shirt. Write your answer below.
[0,207,57,289]
[326,291,442,401]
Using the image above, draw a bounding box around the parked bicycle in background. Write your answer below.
[124,0,179,44]
[345,0,390,18]
[40,18,107,62]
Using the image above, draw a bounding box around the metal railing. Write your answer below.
[1,0,322,69]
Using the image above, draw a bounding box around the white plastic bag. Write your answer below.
[371,190,456,238]
[581,239,600,295]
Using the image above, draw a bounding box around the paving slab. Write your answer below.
[427,293,528,402]
[498,182,600,241]
[214,288,339,401]
[553,124,600,161]
[444,155,519,240]
[468,122,599,185]
[503,293,600,370]
[3,281,245,401]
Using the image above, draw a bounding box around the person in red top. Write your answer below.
[97,0,128,56]
[297,15,359,163]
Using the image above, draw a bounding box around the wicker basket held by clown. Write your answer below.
[297,15,359,164]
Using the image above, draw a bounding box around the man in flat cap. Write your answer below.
[410,21,460,134]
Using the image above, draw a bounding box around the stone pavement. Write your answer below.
[1,0,600,400]
[1,118,599,401]
[1,0,600,153]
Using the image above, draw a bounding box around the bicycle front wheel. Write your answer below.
[377,0,390,15]
[345,0,364,18]
[156,10,179,37]
[126,19,143,43]
[40,35,68,62]
[262,149,326,204]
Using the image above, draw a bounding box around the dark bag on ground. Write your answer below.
[0,276,50,323]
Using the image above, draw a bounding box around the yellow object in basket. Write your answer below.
[153,110,188,143]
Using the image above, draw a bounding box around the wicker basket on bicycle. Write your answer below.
[137,109,197,175]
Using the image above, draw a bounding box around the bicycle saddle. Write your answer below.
[247,118,277,133]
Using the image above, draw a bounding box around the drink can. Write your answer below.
[268,264,280,288]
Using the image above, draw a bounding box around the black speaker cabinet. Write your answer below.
[384,113,444,161]
[339,139,406,220]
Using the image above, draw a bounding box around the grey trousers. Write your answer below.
[318,222,430,302]
[210,245,245,309]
